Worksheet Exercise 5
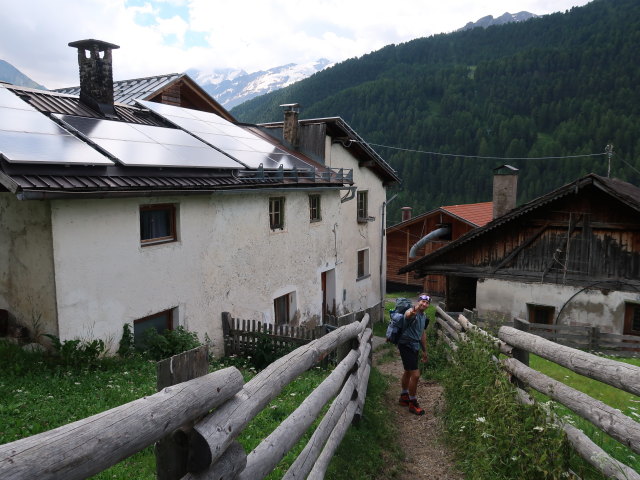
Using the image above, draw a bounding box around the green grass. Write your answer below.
[530,354,640,472]
[0,338,402,479]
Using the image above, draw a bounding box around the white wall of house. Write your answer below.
[49,186,366,355]
[476,277,640,333]
[0,193,57,338]
[327,140,387,317]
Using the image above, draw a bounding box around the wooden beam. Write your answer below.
[491,221,550,273]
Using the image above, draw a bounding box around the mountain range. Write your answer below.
[0,60,44,89]
[459,11,537,30]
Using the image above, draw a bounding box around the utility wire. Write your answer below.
[354,140,604,161]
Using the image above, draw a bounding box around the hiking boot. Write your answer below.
[409,400,425,416]
[399,393,410,406]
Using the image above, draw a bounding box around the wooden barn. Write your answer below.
[386,202,493,296]
[400,173,640,337]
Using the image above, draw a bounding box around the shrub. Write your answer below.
[140,326,201,360]
[251,331,297,370]
[44,334,105,368]
[117,323,135,358]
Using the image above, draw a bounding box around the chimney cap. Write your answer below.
[280,103,300,111]
[68,39,120,51]
[493,164,519,175]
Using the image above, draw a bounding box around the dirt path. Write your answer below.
[372,337,465,480]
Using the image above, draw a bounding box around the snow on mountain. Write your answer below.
[192,59,333,109]
[459,11,538,31]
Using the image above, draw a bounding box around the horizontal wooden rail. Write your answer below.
[0,368,243,480]
[188,315,369,473]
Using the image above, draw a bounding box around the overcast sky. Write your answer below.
[1,0,592,89]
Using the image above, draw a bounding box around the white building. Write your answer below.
[0,40,399,355]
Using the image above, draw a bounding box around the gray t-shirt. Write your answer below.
[399,310,427,352]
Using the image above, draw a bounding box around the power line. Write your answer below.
[356,141,605,161]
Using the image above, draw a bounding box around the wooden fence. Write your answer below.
[0,314,372,480]
[463,308,640,357]
[434,305,640,480]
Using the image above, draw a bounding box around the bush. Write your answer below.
[139,326,201,360]
[250,332,297,370]
[117,323,135,358]
[44,334,105,368]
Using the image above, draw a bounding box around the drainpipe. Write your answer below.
[380,194,398,310]
[409,226,450,258]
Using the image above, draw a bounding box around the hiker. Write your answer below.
[398,293,430,416]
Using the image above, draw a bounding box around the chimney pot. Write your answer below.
[69,39,120,118]
[401,206,412,221]
[280,103,300,148]
[492,164,519,219]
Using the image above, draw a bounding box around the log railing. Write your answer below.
[433,305,640,480]
[0,314,372,480]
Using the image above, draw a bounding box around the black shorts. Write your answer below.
[398,343,419,371]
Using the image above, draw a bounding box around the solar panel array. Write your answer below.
[56,114,243,169]
[0,87,113,165]
[138,100,312,170]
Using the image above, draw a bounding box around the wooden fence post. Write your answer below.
[589,326,600,352]
[156,345,210,480]
[510,318,530,389]
[222,312,232,357]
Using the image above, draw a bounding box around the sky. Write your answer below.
[1,0,592,89]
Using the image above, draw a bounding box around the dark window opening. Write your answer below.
[133,308,174,348]
[527,304,555,325]
[270,197,285,230]
[140,204,176,245]
[309,194,321,222]
[357,191,368,222]
[274,293,291,326]
[624,303,640,336]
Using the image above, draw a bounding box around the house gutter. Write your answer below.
[15,185,350,201]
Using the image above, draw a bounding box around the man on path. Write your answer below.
[398,293,430,415]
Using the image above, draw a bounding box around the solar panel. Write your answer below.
[0,87,113,165]
[138,99,314,170]
[56,114,244,169]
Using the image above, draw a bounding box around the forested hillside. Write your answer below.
[232,0,640,224]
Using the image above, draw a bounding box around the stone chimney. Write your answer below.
[280,103,300,148]
[68,39,120,118]
[492,164,519,219]
[401,206,412,222]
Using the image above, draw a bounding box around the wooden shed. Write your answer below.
[386,202,493,296]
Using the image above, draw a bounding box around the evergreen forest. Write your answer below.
[232,0,640,225]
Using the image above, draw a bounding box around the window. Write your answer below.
[624,303,640,336]
[269,197,285,230]
[357,190,368,222]
[527,304,555,325]
[140,204,176,246]
[133,308,174,348]
[309,194,321,222]
[274,292,294,326]
[357,248,370,280]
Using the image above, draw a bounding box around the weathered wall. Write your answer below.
[50,188,355,355]
[476,277,640,333]
[0,193,57,338]
[327,139,387,316]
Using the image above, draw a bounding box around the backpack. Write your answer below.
[385,297,413,344]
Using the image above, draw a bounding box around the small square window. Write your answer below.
[269,197,285,230]
[309,194,321,222]
[140,204,176,246]
[624,303,640,336]
[357,191,368,222]
[274,292,296,326]
[133,308,174,348]
[357,248,370,279]
[527,304,555,325]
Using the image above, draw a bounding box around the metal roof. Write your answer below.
[55,73,183,106]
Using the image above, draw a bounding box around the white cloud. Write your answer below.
[0,0,592,89]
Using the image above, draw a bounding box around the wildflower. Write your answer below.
[475,416,486,423]
[107,384,114,388]
[47,395,54,399]
[511,456,518,461]
[74,382,81,385]
[290,393,296,396]
[481,432,493,438]
[533,426,544,432]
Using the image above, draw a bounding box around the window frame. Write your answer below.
[357,190,368,223]
[133,308,174,348]
[274,292,292,326]
[624,302,640,336]
[357,248,370,280]
[140,203,177,246]
[269,196,285,231]
[309,194,322,223]
[526,303,555,325]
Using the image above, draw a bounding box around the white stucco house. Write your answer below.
[0,40,400,355]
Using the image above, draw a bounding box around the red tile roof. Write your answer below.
[441,201,493,226]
